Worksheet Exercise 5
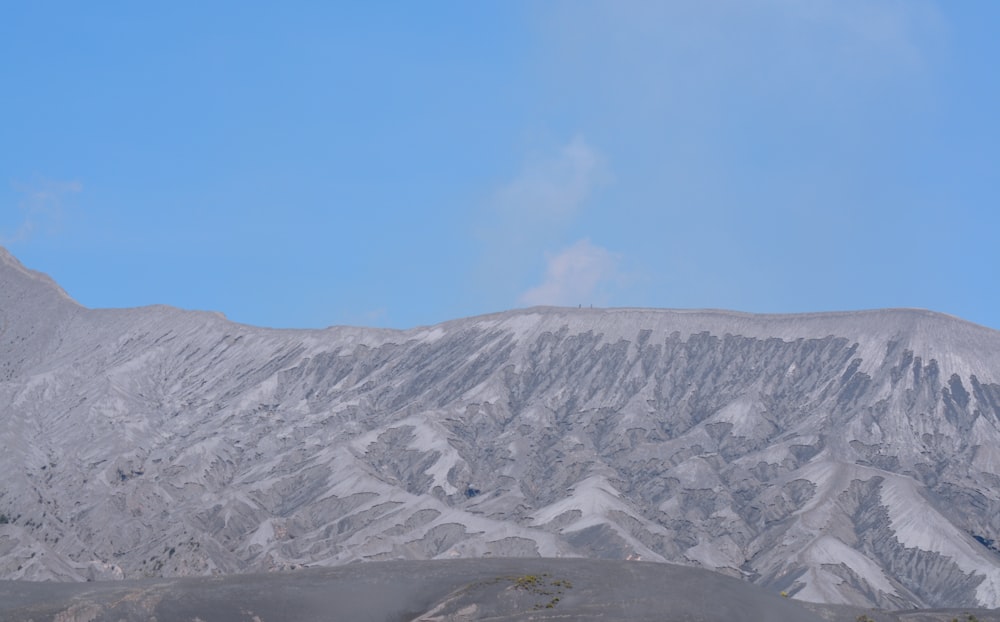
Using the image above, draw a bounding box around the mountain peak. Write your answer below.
[0,246,78,307]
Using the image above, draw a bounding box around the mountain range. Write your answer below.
[2,246,1000,610]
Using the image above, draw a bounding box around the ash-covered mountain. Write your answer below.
[3,247,1000,610]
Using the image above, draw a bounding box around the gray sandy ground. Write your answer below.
[3,558,998,622]
[7,559,1000,622]
[803,602,1000,622]
[0,558,826,621]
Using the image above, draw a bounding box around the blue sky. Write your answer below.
[2,1,998,330]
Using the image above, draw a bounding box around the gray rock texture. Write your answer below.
[3,247,1000,609]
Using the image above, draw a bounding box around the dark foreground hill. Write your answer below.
[0,558,877,622]
[4,247,1000,609]
[3,558,998,622]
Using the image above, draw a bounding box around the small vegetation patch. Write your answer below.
[506,572,573,610]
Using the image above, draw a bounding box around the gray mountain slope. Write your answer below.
[3,247,1000,609]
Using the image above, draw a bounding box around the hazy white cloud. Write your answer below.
[474,136,618,308]
[537,0,944,116]
[519,238,623,307]
[3,179,83,244]
[363,307,388,324]
[764,0,942,68]
[492,135,610,226]
[520,0,945,313]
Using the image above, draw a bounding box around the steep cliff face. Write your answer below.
[2,248,1000,608]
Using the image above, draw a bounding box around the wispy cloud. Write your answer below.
[765,0,942,69]
[492,135,610,227]
[3,179,83,244]
[519,238,623,307]
[475,136,617,307]
[537,0,943,120]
